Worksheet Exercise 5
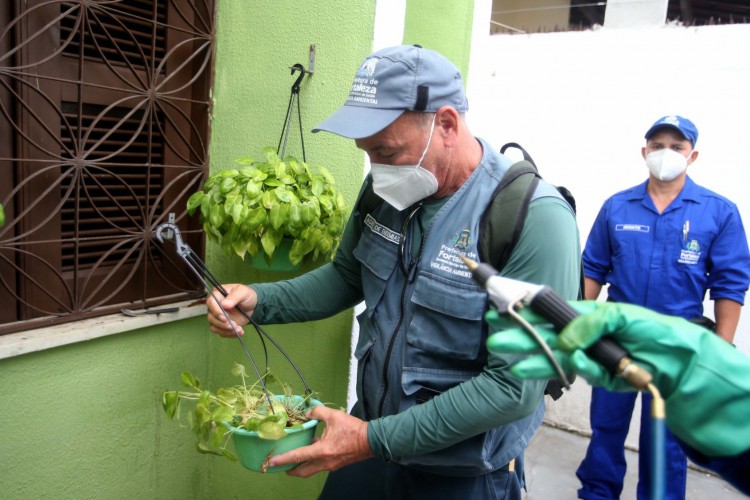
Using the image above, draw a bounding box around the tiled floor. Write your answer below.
[523,424,744,499]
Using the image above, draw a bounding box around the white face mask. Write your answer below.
[646,148,689,181]
[369,116,439,211]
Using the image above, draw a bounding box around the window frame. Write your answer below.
[0,0,215,335]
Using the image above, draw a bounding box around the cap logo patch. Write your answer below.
[349,58,379,105]
[358,57,378,78]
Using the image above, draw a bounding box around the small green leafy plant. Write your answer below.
[162,363,316,461]
[187,147,349,266]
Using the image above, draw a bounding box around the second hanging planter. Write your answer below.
[250,237,300,272]
[186,147,349,269]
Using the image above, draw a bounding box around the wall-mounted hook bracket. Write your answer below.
[308,44,316,74]
[287,44,316,94]
[280,45,315,161]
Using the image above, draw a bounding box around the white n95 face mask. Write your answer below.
[369,116,439,211]
[646,148,689,181]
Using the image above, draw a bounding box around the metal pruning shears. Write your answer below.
[154,223,311,404]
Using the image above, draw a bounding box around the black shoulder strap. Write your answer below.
[484,144,584,299]
[478,160,540,271]
[500,142,537,166]
[484,144,578,401]
[355,174,381,222]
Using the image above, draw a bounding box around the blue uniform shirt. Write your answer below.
[583,176,750,319]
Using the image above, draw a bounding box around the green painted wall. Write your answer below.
[0,318,211,499]
[192,0,378,498]
[0,0,377,497]
[0,1,477,499]
[403,0,476,81]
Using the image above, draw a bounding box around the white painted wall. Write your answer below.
[605,0,668,28]
[467,23,750,443]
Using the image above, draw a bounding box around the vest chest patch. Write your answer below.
[364,213,401,244]
[429,238,478,279]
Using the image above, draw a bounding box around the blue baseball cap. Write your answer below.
[312,45,469,139]
[644,115,699,147]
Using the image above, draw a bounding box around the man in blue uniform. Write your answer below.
[577,115,750,499]
[205,45,582,499]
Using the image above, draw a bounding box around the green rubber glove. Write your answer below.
[485,301,612,386]
[486,301,750,457]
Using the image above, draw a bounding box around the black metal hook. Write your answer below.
[290,63,306,94]
[278,63,308,161]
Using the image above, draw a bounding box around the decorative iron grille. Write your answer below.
[0,0,215,334]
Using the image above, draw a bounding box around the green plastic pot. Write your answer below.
[250,238,301,273]
[230,396,321,473]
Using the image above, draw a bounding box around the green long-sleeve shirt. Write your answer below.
[252,194,581,460]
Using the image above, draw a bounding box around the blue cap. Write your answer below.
[644,115,699,147]
[313,45,469,139]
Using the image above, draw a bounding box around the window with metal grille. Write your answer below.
[0,0,214,334]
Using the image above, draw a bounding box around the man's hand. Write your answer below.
[267,406,373,477]
[206,284,258,337]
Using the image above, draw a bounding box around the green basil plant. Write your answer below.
[187,147,349,266]
[162,364,316,461]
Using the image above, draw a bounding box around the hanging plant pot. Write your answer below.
[162,364,321,473]
[186,148,349,270]
[250,238,300,273]
[157,229,321,472]
[229,395,321,473]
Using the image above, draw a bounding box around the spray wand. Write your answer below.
[462,256,666,499]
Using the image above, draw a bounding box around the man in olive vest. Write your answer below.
[206,45,581,499]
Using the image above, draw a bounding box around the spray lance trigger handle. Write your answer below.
[462,257,652,388]
[528,285,629,375]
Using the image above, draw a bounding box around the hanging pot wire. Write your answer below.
[155,223,312,412]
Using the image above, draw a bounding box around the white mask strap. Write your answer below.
[416,114,437,166]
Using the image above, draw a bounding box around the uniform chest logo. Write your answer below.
[678,239,701,265]
[453,229,472,250]
[427,229,478,279]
